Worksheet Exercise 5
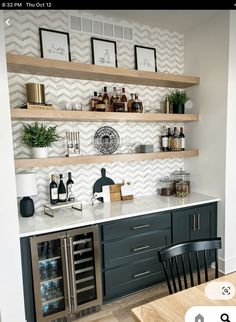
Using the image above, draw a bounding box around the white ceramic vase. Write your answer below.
[31,147,48,159]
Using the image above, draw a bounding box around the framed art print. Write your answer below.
[134,45,157,72]
[39,28,71,61]
[91,37,117,67]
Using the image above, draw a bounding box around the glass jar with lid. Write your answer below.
[175,181,189,198]
[159,176,174,196]
[171,168,191,195]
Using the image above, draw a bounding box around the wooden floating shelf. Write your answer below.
[14,150,199,168]
[7,54,200,88]
[11,109,199,122]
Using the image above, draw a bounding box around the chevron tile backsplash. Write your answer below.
[4,10,185,211]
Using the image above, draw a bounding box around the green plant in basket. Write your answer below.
[168,90,190,104]
[21,122,61,148]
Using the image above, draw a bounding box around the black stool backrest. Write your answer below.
[158,237,221,294]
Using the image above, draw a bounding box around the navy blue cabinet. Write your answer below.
[172,203,217,243]
[100,202,217,302]
[100,212,171,302]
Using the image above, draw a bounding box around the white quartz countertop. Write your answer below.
[18,192,220,238]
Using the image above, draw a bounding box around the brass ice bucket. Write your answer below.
[26,83,45,104]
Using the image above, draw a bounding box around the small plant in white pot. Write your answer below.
[21,122,61,158]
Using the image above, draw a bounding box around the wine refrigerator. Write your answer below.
[22,225,102,322]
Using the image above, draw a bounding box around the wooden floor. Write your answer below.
[75,282,169,322]
[75,269,222,322]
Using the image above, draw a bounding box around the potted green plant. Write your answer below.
[21,122,61,158]
[168,90,190,114]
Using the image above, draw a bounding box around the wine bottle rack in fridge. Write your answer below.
[30,225,102,322]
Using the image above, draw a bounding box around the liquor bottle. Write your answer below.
[109,87,117,112]
[95,93,106,112]
[173,127,181,151]
[113,89,125,112]
[180,127,185,151]
[121,87,128,112]
[90,91,98,111]
[167,127,173,151]
[58,174,66,202]
[128,93,134,112]
[131,94,143,113]
[66,172,75,202]
[161,126,168,151]
[49,174,58,204]
[102,86,110,112]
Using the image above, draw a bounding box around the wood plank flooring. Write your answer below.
[75,282,169,322]
[75,269,222,322]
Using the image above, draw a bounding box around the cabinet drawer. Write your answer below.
[103,229,171,269]
[104,258,164,298]
[102,212,171,241]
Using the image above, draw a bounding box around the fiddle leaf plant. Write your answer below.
[168,90,190,104]
[21,122,61,148]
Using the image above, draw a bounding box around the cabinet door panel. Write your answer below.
[191,205,212,240]
[172,208,194,243]
[103,229,171,269]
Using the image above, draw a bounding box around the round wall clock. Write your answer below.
[94,126,120,155]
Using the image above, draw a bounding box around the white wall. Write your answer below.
[224,11,236,273]
[184,11,229,272]
[4,10,185,212]
[0,12,25,322]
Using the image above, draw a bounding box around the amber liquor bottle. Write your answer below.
[102,86,110,112]
[121,87,128,112]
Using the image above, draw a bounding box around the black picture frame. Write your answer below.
[39,28,71,61]
[91,37,118,67]
[134,45,157,72]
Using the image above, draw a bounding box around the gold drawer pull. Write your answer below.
[132,245,150,252]
[131,224,150,230]
[133,270,151,278]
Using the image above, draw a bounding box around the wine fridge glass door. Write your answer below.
[67,225,102,313]
[30,232,70,322]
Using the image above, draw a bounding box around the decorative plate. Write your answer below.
[94,126,120,155]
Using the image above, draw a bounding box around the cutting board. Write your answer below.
[109,184,122,202]
[93,168,114,202]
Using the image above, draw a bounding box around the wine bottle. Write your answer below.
[66,172,75,202]
[58,174,66,202]
[167,127,173,151]
[161,126,168,151]
[180,127,185,151]
[49,174,58,204]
